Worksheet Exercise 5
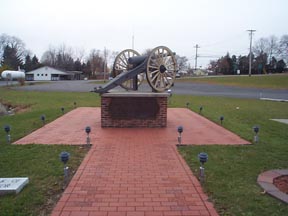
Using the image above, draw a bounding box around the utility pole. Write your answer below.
[103,47,107,82]
[194,44,200,69]
[132,27,135,50]
[247,29,256,77]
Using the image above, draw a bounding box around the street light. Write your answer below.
[198,152,208,183]
[177,126,183,145]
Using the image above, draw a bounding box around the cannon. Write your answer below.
[93,46,177,93]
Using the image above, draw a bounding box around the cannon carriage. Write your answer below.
[94,46,177,93]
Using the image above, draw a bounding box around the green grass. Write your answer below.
[0,89,100,215]
[0,145,89,216]
[176,73,288,89]
[170,95,288,216]
[0,88,288,215]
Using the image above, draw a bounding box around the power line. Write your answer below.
[247,29,256,76]
[201,32,247,48]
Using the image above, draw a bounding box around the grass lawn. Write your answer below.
[176,73,288,89]
[0,89,100,215]
[170,95,288,216]
[0,88,288,215]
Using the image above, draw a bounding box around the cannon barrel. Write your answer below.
[128,55,147,66]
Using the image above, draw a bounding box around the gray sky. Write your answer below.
[1,0,287,68]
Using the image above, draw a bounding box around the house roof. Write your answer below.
[26,66,82,75]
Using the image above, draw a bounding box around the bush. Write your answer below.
[18,78,25,86]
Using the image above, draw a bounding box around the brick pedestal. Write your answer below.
[101,92,168,128]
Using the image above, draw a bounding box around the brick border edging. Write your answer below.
[257,169,288,203]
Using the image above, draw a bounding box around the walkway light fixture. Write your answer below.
[220,116,224,125]
[85,126,91,146]
[199,106,203,114]
[253,125,260,143]
[198,152,208,183]
[61,107,65,114]
[177,126,183,145]
[60,151,70,188]
[40,115,46,125]
[4,125,11,143]
[186,102,190,109]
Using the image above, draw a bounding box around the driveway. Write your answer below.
[2,80,288,100]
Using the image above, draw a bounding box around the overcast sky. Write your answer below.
[1,0,287,68]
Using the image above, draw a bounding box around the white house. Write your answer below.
[26,66,82,81]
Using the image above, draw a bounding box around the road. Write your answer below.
[1,80,287,100]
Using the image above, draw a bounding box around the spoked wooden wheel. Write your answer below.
[146,46,177,92]
[112,49,144,90]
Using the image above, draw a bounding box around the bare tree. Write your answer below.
[253,37,269,56]
[41,44,75,70]
[0,33,27,63]
[279,35,288,63]
[74,47,86,63]
[88,49,105,76]
[41,46,57,67]
[175,55,188,72]
[253,35,280,63]
[267,35,279,63]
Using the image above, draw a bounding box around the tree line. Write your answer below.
[1,33,287,78]
[0,34,111,79]
[0,33,190,79]
[209,35,288,75]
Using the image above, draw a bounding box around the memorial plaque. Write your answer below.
[109,97,159,120]
[0,177,29,195]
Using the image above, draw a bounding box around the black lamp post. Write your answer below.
[60,151,70,187]
[198,152,208,183]
[85,126,91,146]
[199,106,203,114]
[220,116,224,125]
[40,115,46,125]
[177,126,183,145]
[253,125,260,143]
[61,107,65,114]
[4,125,11,143]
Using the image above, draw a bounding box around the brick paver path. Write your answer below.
[14,108,249,145]
[15,108,250,216]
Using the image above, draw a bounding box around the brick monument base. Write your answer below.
[101,92,169,128]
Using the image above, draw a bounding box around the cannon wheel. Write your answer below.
[146,46,177,92]
[112,49,144,90]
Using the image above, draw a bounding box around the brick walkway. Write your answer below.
[14,108,249,145]
[15,108,250,216]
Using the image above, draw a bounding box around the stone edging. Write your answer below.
[257,169,288,203]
